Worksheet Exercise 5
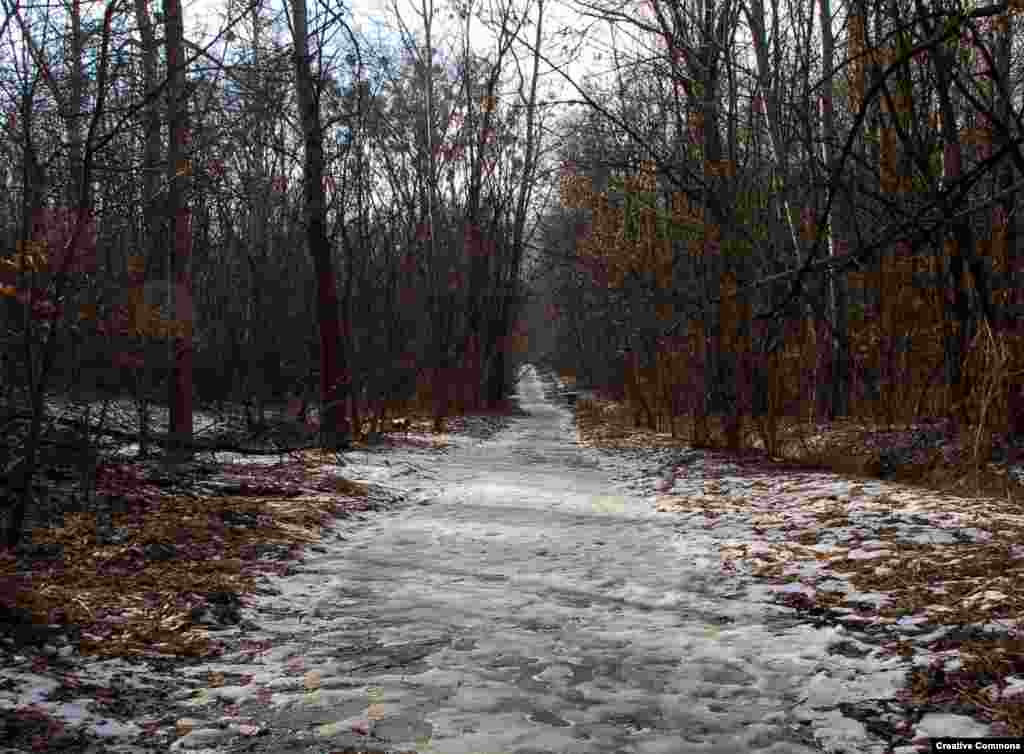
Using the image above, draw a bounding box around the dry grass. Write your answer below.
[565,366,1024,736]
[572,392,1024,507]
[561,310,1024,505]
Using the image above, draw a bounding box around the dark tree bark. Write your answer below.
[291,0,351,448]
[164,0,194,456]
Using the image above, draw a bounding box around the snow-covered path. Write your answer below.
[163,364,929,754]
[8,364,1006,753]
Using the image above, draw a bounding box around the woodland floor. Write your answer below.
[0,368,1021,753]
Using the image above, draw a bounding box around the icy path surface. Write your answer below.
[161,364,925,754]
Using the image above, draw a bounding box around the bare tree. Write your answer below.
[290,0,352,448]
[818,0,850,419]
[133,0,163,457]
[164,0,195,457]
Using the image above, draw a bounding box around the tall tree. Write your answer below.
[164,0,194,455]
[133,0,162,457]
[291,0,352,448]
[818,0,849,418]
[991,6,1023,436]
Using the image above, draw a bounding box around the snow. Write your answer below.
[3,366,1018,752]
[914,713,992,738]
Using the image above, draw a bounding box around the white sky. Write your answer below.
[178,0,630,104]
[174,0,639,218]
[6,0,854,139]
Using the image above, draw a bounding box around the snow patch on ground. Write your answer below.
[3,367,1016,752]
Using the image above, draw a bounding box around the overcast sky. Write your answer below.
[7,0,852,132]
[175,0,648,109]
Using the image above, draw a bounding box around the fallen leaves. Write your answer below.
[0,457,383,663]
[575,395,1024,736]
[350,719,370,735]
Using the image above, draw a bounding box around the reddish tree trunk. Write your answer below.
[292,0,350,448]
[164,0,193,454]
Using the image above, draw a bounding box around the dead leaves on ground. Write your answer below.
[575,399,1024,736]
[0,458,376,661]
[684,491,1024,735]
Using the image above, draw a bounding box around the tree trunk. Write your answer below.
[291,0,351,449]
[928,24,976,431]
[133,0,162,455]
[993,17,1023,438]
[163,0,194,457]
[66,0,85,209]
[818,0,849,420]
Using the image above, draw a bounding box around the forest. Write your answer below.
[0,0,1022,551]
[2,0,1024,747]
[1,0,1022,554]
